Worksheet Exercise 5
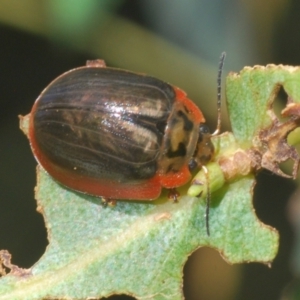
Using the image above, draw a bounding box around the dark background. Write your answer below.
[1,1,300,299]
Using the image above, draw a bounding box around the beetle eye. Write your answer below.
[199,123,211,135]
[188,159,197,171]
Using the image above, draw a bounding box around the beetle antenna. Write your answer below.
[213,52,226,136]
[204,52,226,236]
[202,166,210,236]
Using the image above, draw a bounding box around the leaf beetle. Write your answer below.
[28,54,225,210]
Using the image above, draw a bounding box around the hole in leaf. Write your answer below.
[278,160,295,178]
[0,265,9,277]
[183,247,241,300]
[270,85,300,177]
[0,122,48,269]
[272,85,289,122]
[288,127,300,148]
[288,128,300,175]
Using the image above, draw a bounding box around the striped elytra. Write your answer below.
[28,60,215,200]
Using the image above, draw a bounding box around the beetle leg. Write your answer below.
[168,188,180,203]
[101,198,117,207]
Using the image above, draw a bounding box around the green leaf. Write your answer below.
[2,64,300,299]
[226,65,300,146]
[0,165,277,300]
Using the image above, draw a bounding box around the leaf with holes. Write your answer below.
[1,64,300,300]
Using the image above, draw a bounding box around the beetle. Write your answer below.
[28,54,225,208]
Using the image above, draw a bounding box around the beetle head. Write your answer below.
[188,123,214,171]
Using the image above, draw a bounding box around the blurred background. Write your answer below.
[0,0,300,299]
